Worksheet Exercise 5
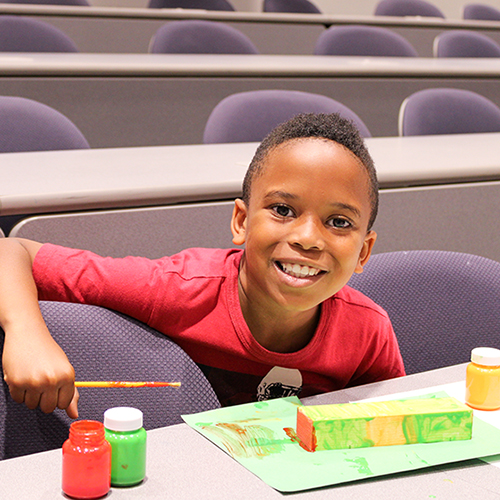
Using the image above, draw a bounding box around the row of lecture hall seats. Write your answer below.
[3,16,500,57]
[1,0,500,19]
[2,250,500,459]
[150,21,500,57]
[1,88,500,155]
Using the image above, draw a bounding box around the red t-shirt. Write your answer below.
[33,244,405,406]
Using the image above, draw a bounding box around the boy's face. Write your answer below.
[231,138,377,315]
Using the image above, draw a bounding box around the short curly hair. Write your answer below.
[242,113,378,230]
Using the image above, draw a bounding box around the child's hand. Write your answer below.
[2,326,79,419]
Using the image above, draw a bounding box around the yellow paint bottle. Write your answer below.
[465,347,500,411]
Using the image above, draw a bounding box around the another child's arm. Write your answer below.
[0,238,79,418]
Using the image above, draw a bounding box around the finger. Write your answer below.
[57,382,75,411]
[8,385,28,405]
[65,388,79,419]
[38,389,59,414]
[23,390,42,410]
[4,372,27,404]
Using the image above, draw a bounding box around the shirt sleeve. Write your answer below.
[33,243,163,325]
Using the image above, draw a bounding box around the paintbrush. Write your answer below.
[75,381,181,388]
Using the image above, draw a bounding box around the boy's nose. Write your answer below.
[289,217,326,251]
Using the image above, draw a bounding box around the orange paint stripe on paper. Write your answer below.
[75,381,181,388]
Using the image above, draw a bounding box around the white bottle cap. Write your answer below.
[104,407,143,432]
[471,347,500,366]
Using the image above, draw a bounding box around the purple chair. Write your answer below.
[374,0,445,18]
[203,89,371,143]
[463,3,500,20]
[0,17,79,52]
[434,30,500,57]
[348,251,500,375]
[149,20,258,54]
[0,96,89,153]
[0,301,220,459]
[315,25,418,57]
[148,0,234,10]
[398,88,500,136]
[263,0,321,14]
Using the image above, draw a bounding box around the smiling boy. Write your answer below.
[0,113,404,417]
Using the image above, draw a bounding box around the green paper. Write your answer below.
[182,394,500,492]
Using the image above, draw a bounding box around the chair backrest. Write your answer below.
[347,251,500,375]
[148,0,234,10]
[374,0,445,18]
[314,25,418,57]
[398,87,500,136]
[0,96,90,153]
[434,30,500,57]
[463,3,500,20]
[149,20,258,54]
[203,89,371,143]
[0,16,79,52]
[0,301,220,460]
[263,0,321,14]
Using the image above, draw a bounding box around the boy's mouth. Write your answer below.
[276,261,324,279]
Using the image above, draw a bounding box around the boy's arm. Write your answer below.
[0,238,79,418]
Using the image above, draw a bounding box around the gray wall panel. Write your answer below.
[10,181,500,263]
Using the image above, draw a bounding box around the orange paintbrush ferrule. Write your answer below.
[75,381,181,388]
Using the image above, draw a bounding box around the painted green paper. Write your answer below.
[182,394,500,492]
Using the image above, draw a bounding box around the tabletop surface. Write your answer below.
[1,363,500,499]
[1,133,499,216]
[1,52,500,76]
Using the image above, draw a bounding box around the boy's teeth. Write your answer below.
[281,262,320,278]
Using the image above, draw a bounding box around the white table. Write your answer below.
[1,364,500,499]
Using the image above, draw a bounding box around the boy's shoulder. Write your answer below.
[165,247,243,278]
[36,243,243,280]
[332,284,389,320]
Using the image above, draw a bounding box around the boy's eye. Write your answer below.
[272,205,294,218]
[328,217,352,229]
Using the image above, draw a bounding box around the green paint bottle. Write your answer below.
[104,407,147,487]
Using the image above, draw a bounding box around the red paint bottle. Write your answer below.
[62,420,111,499]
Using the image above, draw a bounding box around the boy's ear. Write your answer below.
[354,230,377,274]
[231,198,247,246]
